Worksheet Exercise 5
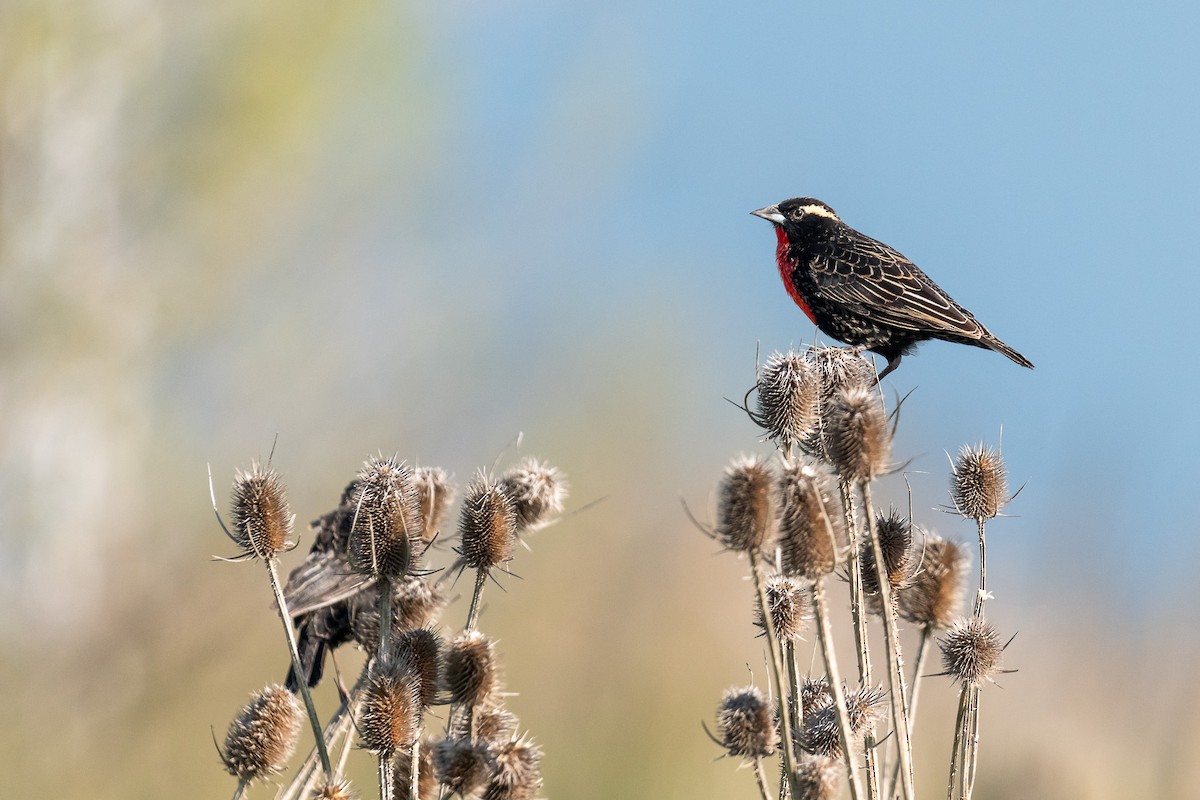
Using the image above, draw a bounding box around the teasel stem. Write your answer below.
[812,578,864,800]
[861,483,914,800]
[838,476,879,799]
[888,630,931,800]
[264,558,333,781]
[410,738,422,800]
[280,663,369,800]
[465,569,488,631]
[785,639,802,742]
[748,549,801,799]
[972,519,988,619]
[946,684,976,800]
[231,779,249,800]
[753,757,773,800]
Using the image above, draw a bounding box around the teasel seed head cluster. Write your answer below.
[313,778,357,800]
[348,456,423,580]
[716,454,777,554]
[823,385,891,483]
[414,465,456,550]
[359,659,424,756]
[794,755,843,800]
[483,735,545,800]
[758,574,813,641]
[800,684,886,758]
[756,350,819,447]
[445,629,498,707]
[219,684,302,782]
[716,685,779,759]
[951,443,1009,521]
[938,617,1004,685]
[776,460,842,578]
[349,577,448,655]
[861,509,914,607]
[435,737,495,797]
[458,475,519,571]
[500,457,568,532]
[229,463,294,559]
[898,533,969,630]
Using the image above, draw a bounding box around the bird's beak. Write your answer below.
[751,205,786,225]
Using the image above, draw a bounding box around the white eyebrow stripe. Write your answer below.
[798,204,839,220]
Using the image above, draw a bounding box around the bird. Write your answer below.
[751,197,1033,381]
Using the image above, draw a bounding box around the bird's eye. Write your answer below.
[790,208,804,220]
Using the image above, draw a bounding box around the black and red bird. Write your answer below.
[752,197,1033,381]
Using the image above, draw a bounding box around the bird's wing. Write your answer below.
[810,232,986,338]
[283,549,373,617]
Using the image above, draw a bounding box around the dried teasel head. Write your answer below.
[756,575,812,641]
[229,463,294,559]
[358,659,423,756]
[951,443,1009,521]
[395,627,442,708]
[898,533,968,630]
[803,347,877,455]
[483,734,544,800]
[861,509,914,609]
[435,737,494,797]
[444,630,497,707]
[794,756,842,800]
[312,778,357,800]
[394,740,437,800]
[474,701,520,743]
[776,460,842,578]
[500,457,568,532]
[800,677,832,719]
[413,466,455,548]
[219,684,302,782]
[715,685,778,759]
[824,386,891,482]
[801,684,885,758]
[715,455,777,554]
[348,456,422,580]
[938,617,1004,685]
[350,578,448,655]
[756,350,819,447]
[458,474,519,571]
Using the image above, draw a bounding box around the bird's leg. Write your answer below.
[874,354,902,383]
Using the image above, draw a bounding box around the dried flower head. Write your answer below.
[350,577,447,655]
[348,456,422,580]
[458,475,518,570]
[776,460,842,578]
[951,443,1009,521]
[359,660,423,755]
[716,685,778,759]
[474,702,520,743]
[939,617,1003,685]
[800,678,832,719]
[802,347,877,455]
[756,350,819,446]
[414,466,455,547]
[801,684,885,758]
[898,534,968,630]
[483,735,544,800]
[757,575,812,641]
[219,684,302,782]
[861,509,914,607]
[229,463,294,559]
[394,741,437,800]
[313,778,357,800]
[794,756,842,800]
[444,630,497,707]
[395,627,442,707]
[715,455,777,553]
[500,458,568,531]
[435,737,494,797]
[824,386,890,482]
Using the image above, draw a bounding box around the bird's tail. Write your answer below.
[985,336,1034,370]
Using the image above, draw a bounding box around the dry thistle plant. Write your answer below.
[209,450,565,800]
[701,345,1024,800]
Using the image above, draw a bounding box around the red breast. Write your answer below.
[774,226,818,325]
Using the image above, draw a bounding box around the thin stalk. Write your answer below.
[380,758,394,800]
[377,575,395,800]
[972,520,988,619]
[410,736,422,800]
[265,558,333,780]
[281,668,368,800]
[839,477,880,800]
[749,549,801,799]
[812,579,865,800]
[465,569,488,631]
[231,779,249,800]
[753,757,773,800]
[862,483,915,800]
[946,685,970,800]
[964,686,981,799]
[888,630,931,800]
[785,639,802,743]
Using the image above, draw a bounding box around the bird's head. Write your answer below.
[751,197,840,228]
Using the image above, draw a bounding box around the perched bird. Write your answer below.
[752,197,1033,381]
